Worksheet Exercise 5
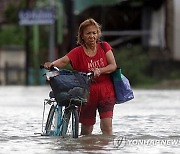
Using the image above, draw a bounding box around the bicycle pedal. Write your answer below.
[34,132,42,135]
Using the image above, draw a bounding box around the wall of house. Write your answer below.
[173,0,180,60]
[149,3,165,49]
[0,46,25,85]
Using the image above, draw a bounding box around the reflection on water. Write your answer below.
[0,86,180,154]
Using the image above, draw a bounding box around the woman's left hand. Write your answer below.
[93,68,101,77]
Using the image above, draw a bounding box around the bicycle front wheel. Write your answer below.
[44,104,56,135]
[61,107,79,138]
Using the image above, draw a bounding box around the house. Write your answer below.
[58,0,180,61]
[0,45,25,85]
[70,0,180,77]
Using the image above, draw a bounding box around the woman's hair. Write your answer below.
[77,18,102,46]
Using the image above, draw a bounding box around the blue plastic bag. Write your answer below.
[111,69,134,104]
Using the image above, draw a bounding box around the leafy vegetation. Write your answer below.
[0,25,25,46]
[114,44,153,87]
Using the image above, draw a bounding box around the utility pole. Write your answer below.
[65,0,75,50]
[49,0,55,61]
[25,0,30,85]
[69,0,75,49]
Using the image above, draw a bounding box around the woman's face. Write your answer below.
[82,25,98,46]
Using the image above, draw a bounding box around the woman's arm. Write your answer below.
[44,55,70,69]
[95,50,117,76]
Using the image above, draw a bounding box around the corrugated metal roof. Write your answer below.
[74,0,124,15]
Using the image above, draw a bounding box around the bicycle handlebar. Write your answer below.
[40,64,94,78]
[87,71,94,78]
[40,64,59,71]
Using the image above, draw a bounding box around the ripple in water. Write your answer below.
[0,87,180,154]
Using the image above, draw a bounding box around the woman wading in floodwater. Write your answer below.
[44,18,117,135]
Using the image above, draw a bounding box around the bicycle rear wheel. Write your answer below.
[61,107,79,138]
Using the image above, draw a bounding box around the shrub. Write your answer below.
[114,44,150,86]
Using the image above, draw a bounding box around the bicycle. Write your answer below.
[40,65,93,138]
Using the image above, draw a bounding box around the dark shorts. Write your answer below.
[79,81,115,126]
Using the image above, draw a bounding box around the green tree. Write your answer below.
[3,0,26,24]
[0,25,25,47]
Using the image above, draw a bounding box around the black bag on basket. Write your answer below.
[49,69,90,106]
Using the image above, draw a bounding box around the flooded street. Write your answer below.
[0,86,180,154]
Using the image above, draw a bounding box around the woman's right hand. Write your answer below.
[44,62,53,69]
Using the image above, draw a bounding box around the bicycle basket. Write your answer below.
[49,69,90,106]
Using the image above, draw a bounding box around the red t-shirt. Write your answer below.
[67,41,112,83]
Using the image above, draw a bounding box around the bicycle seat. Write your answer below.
[49,91,55,98]
[70,97,87,106]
